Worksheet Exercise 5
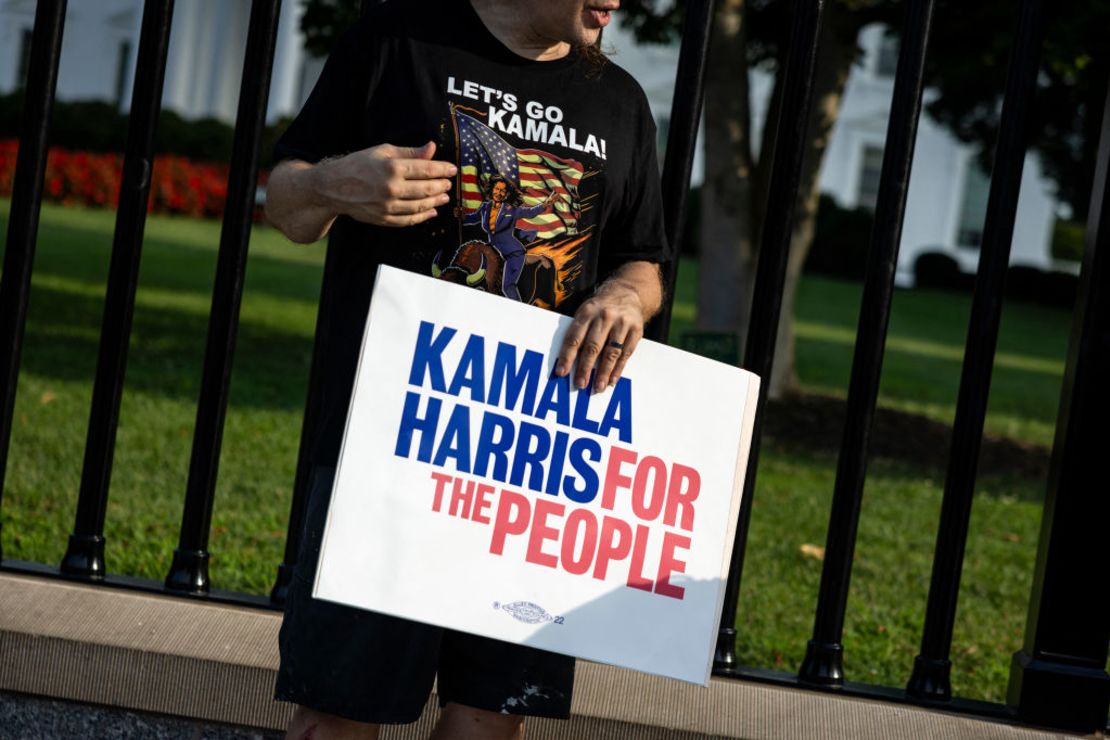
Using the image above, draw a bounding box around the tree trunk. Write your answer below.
[766,6,858,398]
[696,0,757,338]
[694,3,861,398]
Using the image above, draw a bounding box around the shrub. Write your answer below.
[1006,265,1077,309]
[0,91,291,166]
[805,194,873,280]
[0,139,243,220]
[914,251,974,291]
[1051,219,1084,263]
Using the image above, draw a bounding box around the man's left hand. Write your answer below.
[553,261,663,392]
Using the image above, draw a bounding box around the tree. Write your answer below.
[624,0,1108,397]
[299,0,361,58]
[922,1,1110,222]
[623,0,898,398]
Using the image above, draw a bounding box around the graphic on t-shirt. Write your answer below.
[433,107,597,308]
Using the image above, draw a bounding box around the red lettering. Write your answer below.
[489,489,530,554]
[430,471,452,512]
[448,476,475,519]
[601,446,637,510]
[664,463,701,531]
[525,499,565,568]
[560,508,598,575]
[471,483,496,524]
[593,516,632,580]
[655,531,691,599]
[627,524,654,592]
[631,455,667,522]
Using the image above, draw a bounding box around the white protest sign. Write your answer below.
[314,266,759,684]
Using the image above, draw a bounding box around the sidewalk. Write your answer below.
[0,572,1098,739]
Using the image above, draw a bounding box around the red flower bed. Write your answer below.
[0,139,264,220]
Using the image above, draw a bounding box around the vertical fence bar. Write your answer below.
[798,0,935,686]
[269,0,383,608]
[714,0,825,673]
[906,0,1045,701]
[0,0,67,562]
[1006,75,1110,733]
[270,247,337,604]
[165,0,283,593]
[59,0,175,580]
[647,0,715,344]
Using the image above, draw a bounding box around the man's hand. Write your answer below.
[553,261,663,392]
[265,141,457,243]
[317,141,457,227]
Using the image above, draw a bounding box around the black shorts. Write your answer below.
[273,468,575,725]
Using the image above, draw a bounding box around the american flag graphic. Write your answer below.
[456,110,584,239]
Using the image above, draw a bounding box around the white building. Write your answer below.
[0,2,1069,284]
[606,21,1068,285]
[0,0,308,125]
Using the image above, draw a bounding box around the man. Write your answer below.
[265,1,666,737]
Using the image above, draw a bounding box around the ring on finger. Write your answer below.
[607,340,624,350]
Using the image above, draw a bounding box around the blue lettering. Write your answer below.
[407,321,457,391]
[447,334,486,402]
[571,377,600,435]
[509,421,551,492]
[534,373,571,426]
[544,430,569,496]
[488,342,543,415]
[432,402,472,472]
[474,410,515,481]
[563,437,601,503]
[598,377,633,443]
[394,391,442,462]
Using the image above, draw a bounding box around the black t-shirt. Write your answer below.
[276,0,669,465]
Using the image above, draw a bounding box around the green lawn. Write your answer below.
[0,200,1071,703]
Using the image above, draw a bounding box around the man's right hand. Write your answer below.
[265,140,457,243]
[316,141,457,227]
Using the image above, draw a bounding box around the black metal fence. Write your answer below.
[1,0,1107,733]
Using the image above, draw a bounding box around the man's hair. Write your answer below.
[575,32,611,77]
[576,43,609,72]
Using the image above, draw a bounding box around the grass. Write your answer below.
[0,200,1073,703]
[2,202,322,595]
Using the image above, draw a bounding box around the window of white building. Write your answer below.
[875,32,900,78]
[114,40,132,109]
[857,144,885,210]
[16,27,33,89]
[656,114,670,167]
[957,160,992,248]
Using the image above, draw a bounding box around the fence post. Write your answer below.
[1006,75,1110,733]
[905,0,1045,701]
[714,0,826,673]
[165,0,283,593]
[799,0,935,687]
[0,0,67,562]
[61,0,176,579]
[648,0,715,344]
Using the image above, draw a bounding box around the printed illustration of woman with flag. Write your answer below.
[462,176,556,300]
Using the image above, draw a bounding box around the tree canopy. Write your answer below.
[621,0,1110,219]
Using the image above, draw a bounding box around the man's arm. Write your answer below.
[553,260,664,392]
[265,141,457,243]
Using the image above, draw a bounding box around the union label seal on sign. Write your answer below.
[494,600,559,625]
[313,266,760,685]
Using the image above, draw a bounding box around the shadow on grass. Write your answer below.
[762,393,1050,501]
[796,337,1064,432]
[21,283,315,410]
[23,217,325,306]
